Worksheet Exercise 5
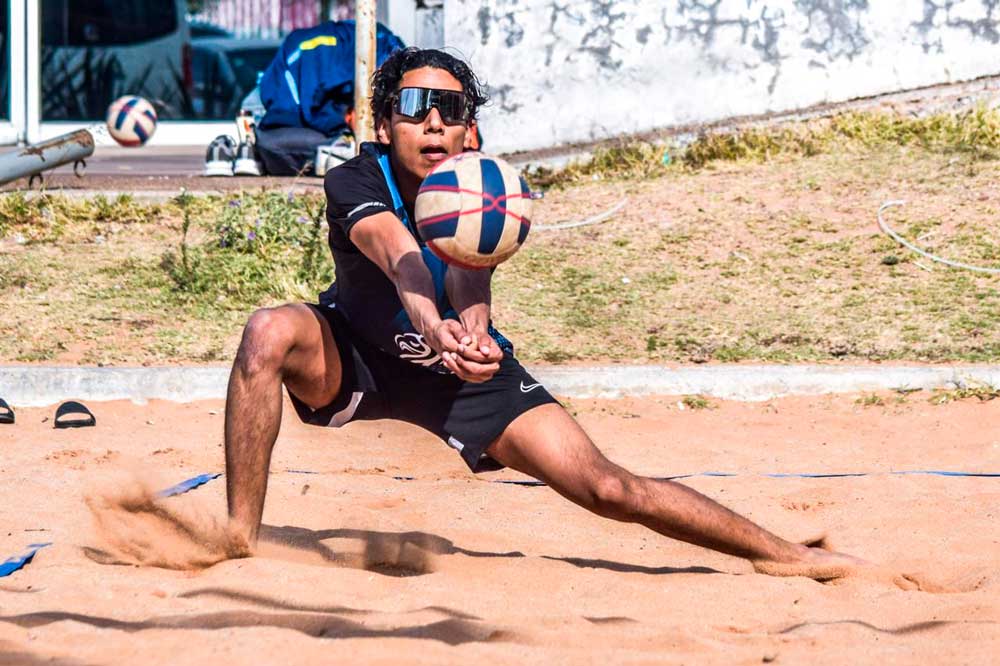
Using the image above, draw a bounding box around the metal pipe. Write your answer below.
[25,0,42,144]
[0,130,95,187]
[353,0,378,150]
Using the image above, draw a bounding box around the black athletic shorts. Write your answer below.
[287,303,559,472]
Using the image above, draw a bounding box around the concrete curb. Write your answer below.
[3,364,1000,407]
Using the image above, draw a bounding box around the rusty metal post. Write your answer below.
[353,0,378,151]
[0,130,95,187]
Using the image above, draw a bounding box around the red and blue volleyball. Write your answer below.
[415,152,532,269]
[105,96,158,147]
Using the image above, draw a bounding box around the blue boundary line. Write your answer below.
[157,472,223,498]
[492,470,1000,486]
[0,543,52,578]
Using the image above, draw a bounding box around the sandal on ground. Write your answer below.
[54,401,96,429]
[0,398,13,424]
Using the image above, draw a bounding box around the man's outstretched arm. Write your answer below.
[350,212,500,381]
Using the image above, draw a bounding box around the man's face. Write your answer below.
[376,66,470,182]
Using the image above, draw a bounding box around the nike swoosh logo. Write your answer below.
[520,381,542,393]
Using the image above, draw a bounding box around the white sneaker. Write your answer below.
[203,135,236,177]
[233,141,263,176]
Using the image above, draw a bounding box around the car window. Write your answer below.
[42,0,179,47]
[227,48,279,92]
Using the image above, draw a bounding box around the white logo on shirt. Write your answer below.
[394,333,441,367]
[520,381,542,393]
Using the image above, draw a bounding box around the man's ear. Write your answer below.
[376,116,391,145]
[464,119,480,150]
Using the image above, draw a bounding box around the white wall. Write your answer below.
[445,0,1000,154]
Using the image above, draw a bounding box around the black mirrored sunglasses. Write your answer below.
[393,87,470,125]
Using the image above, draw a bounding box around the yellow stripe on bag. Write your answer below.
[300,35,338,50]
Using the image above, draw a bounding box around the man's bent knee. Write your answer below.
[235,308,299,377]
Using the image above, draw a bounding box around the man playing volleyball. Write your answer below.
[224,47,865,579]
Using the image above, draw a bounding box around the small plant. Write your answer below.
[0,192,34,235]
[891,386,922,404]
[683,124,825,168]
[681,394,714,410]
[90,193,155,225]
[683,105,1000,169]
[0,191,163,242]
[298,197,328,282]
[524,140,672,189]
[855,392,885,407]
[161,190,333,306]
[929,384,1000,405]
[172,189,196,289]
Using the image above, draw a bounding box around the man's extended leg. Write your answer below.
[225,304,342,546]
[486,404,866,572]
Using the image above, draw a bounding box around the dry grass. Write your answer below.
[496,144,1000,365]
[3,109,1000,365]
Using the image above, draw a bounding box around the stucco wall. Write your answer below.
[445,1,1000,154]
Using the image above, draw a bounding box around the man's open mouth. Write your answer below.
[420,145,448,155]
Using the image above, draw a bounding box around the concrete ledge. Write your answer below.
[534,365,1000,402]
[3,364,1000,407]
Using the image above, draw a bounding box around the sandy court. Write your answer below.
[0,391,998,664]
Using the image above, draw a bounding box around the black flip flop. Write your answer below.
[0,398,13,425]
[54,401,96,429]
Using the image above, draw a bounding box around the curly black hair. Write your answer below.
[370,47,489,125]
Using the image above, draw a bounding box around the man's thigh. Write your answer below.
[486,403,620,495]
[270,303,343,409]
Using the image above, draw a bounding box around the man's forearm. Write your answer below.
[458,302,490,334]
[446,267,492,334]
[391,251,444,339]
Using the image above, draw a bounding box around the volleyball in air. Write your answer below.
[105,96,158,147]
[415,152,532,269]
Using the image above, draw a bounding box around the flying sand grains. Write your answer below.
[84,472,250,570]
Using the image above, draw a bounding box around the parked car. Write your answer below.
[41,0,191,120]
[191,37,280,120]
[189,22,234,40]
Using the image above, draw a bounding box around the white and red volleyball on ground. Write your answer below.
[105,96,158,147]
[415,152,532,269]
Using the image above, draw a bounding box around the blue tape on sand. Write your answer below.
[492,470,999,487]
[0,542,52,578]
[764,472,869,479]
[891,470,1000,477]
[157,472,223,498]
[148,469,1000,495]
[660,472,737,480]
